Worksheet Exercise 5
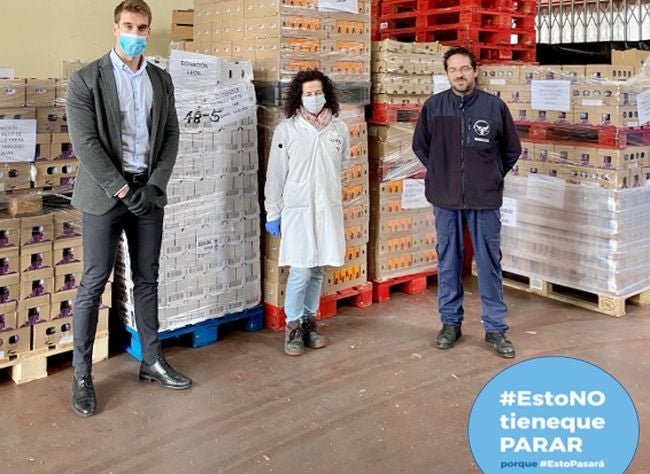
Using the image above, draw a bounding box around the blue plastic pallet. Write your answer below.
[123,305,264,361]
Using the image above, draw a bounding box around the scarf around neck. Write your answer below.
[299,107,333,131]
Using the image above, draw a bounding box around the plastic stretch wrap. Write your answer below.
[501,176,650,297]
[193,0,371,82]
[371,40,447,106]
[116,58,261,332]
[368,123,425,182]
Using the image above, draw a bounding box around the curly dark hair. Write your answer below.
[283,70,340,118]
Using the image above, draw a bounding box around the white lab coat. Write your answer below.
[264,113,350,268]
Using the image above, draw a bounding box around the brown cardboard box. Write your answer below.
[209,41,232,57]
[193,22,213,43]
[554,144,576,164]
[54,261,82,292]
[34,159,77,187]
[518,65,561,84]
[20,214,53,247]
[55,78,67,103]
[574,106,639,127]
[36,106,67,133]
[222,18,244,40]
[53,236,82,266]
[17,295,49,327]
[532,142,554,162]
[0,273,20,303]
[0,106,35,121]
[50,289,76,319]
[19,241,52,274]
[585,64,635,81]
[560,65,585,82]
[172,24,194,40]
[0,79,26,107]
[53,209,82,240]
[35,133,52,160]
[5,191,43,217]
[0,301,17,329]
[20,274,53,300]
[263,257,288,284]
[232,39,257,60]
[25,79,56,107]
[595,147,648,170]
[0,326,30,361]
[509,104,533,123]
[51,132,75,159]
[611,48,650,71]
[0,247,19,277]
[263,278,286,306]
[244,0,280,18]
[0,217,20,249]
[0,163,31,191]
[322,258,367,294]
[477,65,521,86]
[518,141,534,161]
[264,233,281,260]
[32,315,72,349]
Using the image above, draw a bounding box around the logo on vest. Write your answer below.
[473,120,491,143]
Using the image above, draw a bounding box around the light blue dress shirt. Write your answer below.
[109,49,153,174]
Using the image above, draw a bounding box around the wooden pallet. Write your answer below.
[264,282,374,331]
[474,265,650,317]
[122,306,264,361]
[0,330,108,384]
[372,269,438,303]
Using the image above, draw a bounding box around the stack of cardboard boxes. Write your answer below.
[0,209,111,363]
[115,59,262,332]
[193,0,371,82]
[367,41,442,281]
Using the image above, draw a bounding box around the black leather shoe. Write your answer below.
[436,324,462,349]
[485,332,516,359]
[71,375,97,417]
[139,359,192,390]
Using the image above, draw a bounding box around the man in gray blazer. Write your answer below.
[66,0,191,418]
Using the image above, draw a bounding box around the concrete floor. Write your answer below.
[1,276,649,473]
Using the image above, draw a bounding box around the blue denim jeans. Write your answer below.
[284,266,324,323]
[434,207,508,333]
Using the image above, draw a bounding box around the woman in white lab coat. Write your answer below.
[264,70,350,356]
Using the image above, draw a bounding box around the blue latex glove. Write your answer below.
[265,218,281,237]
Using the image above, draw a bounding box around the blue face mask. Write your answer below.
[119,33,148,57]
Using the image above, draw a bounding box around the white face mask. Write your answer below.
[302,95,326,115]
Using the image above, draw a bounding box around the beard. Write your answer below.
[451,79,475,95]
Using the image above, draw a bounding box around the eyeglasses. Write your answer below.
[447,66,473,74]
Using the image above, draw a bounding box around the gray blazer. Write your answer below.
[66,52,179,215]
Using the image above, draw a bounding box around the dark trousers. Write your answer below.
[73,202,164,376]
[434,207,508,333]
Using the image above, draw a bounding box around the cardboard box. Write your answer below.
[574,106,639,128]
[54,261,82,292]
[35,133,52,160]
[4,191,43,217]
[0,301,17,329]
[20,274,54,300]
[36,106,67,133]
[0,218,20,249]
[51,132,75,159]
[611,48,650,71]
[53,209,82,240]
[532,142,554,162]
[0,163,31,191]
[322,258,367,293]
[32,315,72,349]
[50,289,76,319]
[34,159,78,187]
[0,273,19,303]
[245,0,280,18]
[554,144,575,164]
[19,241,53,273]
[53,237,83,267]
[585,64,635,81]
[477,65,521,86]
[20,214,53,247]
[0,107,35,120]
[560,65,585,82]
[0,247,19,277]
[263,257,288,283]
[509,104,533,123]
[0,326,30,361]
[25,79,56,107]
[0,79,26,107]
[596,147,648,170]
[17,295,50,327]
[263,278,286,306]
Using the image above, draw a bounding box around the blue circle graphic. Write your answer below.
[468,356,639,473]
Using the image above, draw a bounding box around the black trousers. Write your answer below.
[73,202,164,376]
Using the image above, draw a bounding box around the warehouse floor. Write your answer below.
[1,275,649,473]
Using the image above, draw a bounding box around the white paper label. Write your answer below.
[319,0,358,13]
[500,197,518,227]
[582,99,603,107]
[526,174,566,208]
[530,278,543,291]
[0,68,14,79]
[169,50,220,91]
[401,179,430,209]
[433,75,450,94]
[0,351,4,359]
[0,119,37,163]
[637,89,650,126]
[60,334,74,345]
[490,78,507,85]
[177,84,255,129]
[531,80,571,112]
